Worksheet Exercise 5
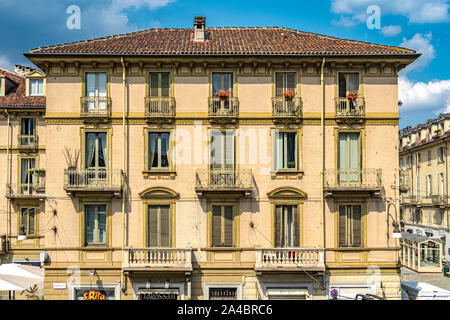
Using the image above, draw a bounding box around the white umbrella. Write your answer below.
[0,264,44,291]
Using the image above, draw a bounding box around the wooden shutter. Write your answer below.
[225,131,235,169]
[275,73,284,97]
[286,73,296,91]
[161,72,170,97]
[274,205,282,247]
[21,209,28,234]
[149,73,159,97]
[293,205,300,247]
[352,205,362,247]
[224,206,233,247]
[28,208,35,236]
[160,205,171,247]
[338,205,347,247]
[148,206,159,247]
[212,206,222,247]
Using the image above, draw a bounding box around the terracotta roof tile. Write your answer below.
[27,27,417,56]
[0,68,45,108]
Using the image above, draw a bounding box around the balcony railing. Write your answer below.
[323,169,382,191]
[123,248,192,271]
[195,168,253,196]
[17,134,38,150]
[431,194,446,205]
[6,180,45,199]
[272,97,302,120]
[208,97,239,120]
[80,97,111,118]
[335,97,365,119]
[63,168,122,195]
[145,96,175,120]
[255,248,325,271]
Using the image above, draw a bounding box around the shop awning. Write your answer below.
[0,263,44,291]
[266,288,309,299]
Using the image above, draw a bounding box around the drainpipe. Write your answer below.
[4,110,10,249]
[120,57,127,292]
[320,58,326,267]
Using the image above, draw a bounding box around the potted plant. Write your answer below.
[346,90,359,109]
[63,146,80,186]
[215,88,232,101]
[282,90,296,101]
[293,106,301,119]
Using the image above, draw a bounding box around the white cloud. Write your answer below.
[331,0,450,27]
[0,55,13,71]
[381,25,401,37]
[399,76,450,112]
[400,32,435,73]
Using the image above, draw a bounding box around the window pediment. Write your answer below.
[139,187,178,199]
[267,187,307,199]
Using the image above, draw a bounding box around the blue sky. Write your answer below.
[1,0,449,129]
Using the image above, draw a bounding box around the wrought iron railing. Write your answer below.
[323,168,382,189]
[335,97,365,118]
[6,180,45,198]
[17,134,38,149]
[272,97,302,118]
[208,97,239,119]
[80,97,111,117]
[64,168,122,191]
[145,96,175,118]
[195,168,253,190]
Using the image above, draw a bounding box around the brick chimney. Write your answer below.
[193,16,206,42]
[14,64,36,76]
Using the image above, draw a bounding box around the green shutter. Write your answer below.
[274,205,282,247]
[149,73,159,97]
[352,205,362,247]
[338,205,347,247]
[161,72,170,97]
[224,206,233,247]
[148,206,159,247]
[212,206,222,247]
[28,208,35,236]
[160,205,171,247]
[275,73,284,97]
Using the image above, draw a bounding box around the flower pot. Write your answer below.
[219,96,228,101]
[284,97,293,101]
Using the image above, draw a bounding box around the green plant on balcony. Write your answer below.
[292,106,301,118]
[287,161,296,169]
[26,168,45,176]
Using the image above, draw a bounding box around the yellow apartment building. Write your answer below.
[399,114,450,273]
[1,17,419,300]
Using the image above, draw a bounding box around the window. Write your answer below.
[415,153,421,167]
[399,158,403,169]
[440,173,445,197]
[148,72,170,97]
[433,210,444,226]
[338,72,360,97]
[29,79,43,96]
[85,205,107,245]
[338,204,362,247]
[274,205,299,247]
[414,209,422,224]
[20,208,36,236]
[426,175,432,197]
[274,131,297,170]
[210,130,235,170]
[438,146,445,163]
[85,72,107,111]
[147,205,172,247]
[20,118,36,146]
[85,132,107,169]
[211,205,234,247]
[338,132,361,185]
[148,132,170,170]
[275,72,296,96]
[209,288,237,300]
[20,157,36,194]
[407,155,412,168]
[212,72,233,96]
[428,150,431,165]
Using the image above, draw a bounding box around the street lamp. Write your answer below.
[387,199,402,240]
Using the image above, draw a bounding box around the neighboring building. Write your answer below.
[12,17,418,300]
[0,65,46,299]
[399,114,450,273]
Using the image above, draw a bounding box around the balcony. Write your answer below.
[271,97,302,123]
[63,168,123,197]
[335,97,365,123]
[80,97,111,122]
[255,248,325,272]
[195,168,253,197]
[122,248,192,273]
[145,97,175,123]
[6,180,45,200]
[399,171,410,192]
[431,194,446,206]
[17,134,38,150]
[323,168,382,196]
[208,97,239,123]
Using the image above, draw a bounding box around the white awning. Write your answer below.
[0,264,44,291]
[266,288,309,299]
